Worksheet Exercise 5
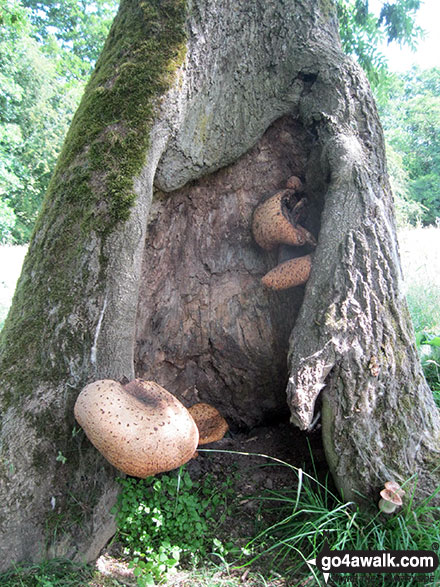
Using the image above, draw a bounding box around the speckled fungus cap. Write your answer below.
[188,403,229,445]
[261,254,312,290]
[384,481,405,497]
[252,191,315,251]
[74,379,199,478]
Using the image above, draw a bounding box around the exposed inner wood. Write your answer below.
[135,116,322,428]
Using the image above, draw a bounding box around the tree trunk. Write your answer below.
[0,0,438,569]
[286,114,440,503]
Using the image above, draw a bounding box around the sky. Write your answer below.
[370,0,440,72]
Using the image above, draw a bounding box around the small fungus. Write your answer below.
[285,175,303,191]
[188,402,229,445]
[74,379,199,478]
[384,481,406,496]
[378,481,405,514]
[261,254,312,290]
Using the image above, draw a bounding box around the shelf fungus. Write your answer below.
[252,176,316,290]
[252,188,316,251]
[188,402,229,445]
[261,254,312,290]
[74,378,199,478]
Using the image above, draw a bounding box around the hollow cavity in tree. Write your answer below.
[134,116,324,429]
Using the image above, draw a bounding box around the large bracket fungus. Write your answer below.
[74,379,199,478]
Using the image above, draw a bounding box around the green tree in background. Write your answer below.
[0,8,82,242]
[22,0,118,79]
[380,67,440,225]
[384,141,424,226]
[337,0,422,86]
[0,0,117,243]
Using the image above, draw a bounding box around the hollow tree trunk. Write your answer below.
[135,116,321,428]
[0,0,438,570]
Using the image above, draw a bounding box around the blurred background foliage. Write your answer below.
[0,0,117,244]
[0,0,439,244]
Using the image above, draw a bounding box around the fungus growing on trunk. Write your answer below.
[261,254,313,290]
[285,175,303,191]
[74,379,199,478]
[251,189,316,250]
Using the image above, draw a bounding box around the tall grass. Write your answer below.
[398,227,440,404]
[398,226,440,334]
[229,450,440,587]
[0,559,95,586]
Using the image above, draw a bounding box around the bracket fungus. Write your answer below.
[378,481,405,514]
[251,188,316,251]
[188,402,229,445]
[261,254,312,290]
[74,379,199,478]
[252,176,316,290]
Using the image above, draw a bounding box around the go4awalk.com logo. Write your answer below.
[307,537,439,584]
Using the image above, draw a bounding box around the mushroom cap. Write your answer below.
[285,176,303,191]
[74,379,199,478]
[252,191,315,250]
[379,487,403,506]
[384,481,405,497]
[188,403,229,445]
[261,254,312,290]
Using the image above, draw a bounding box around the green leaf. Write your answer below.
[336,0,422,89]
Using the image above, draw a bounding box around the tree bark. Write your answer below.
[286,91,440,502]
[0,0,438,569]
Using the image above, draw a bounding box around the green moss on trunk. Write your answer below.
[0,0,187,410]
[39,0,187,236]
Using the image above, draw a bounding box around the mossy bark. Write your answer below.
[0,0,439,570]
[0,0,188,567]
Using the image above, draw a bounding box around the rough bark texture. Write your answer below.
[285,84,440,501]
[0,0,439,571]
[135,116,320,428]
